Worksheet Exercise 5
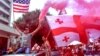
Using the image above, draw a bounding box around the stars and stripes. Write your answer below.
[13,0,30,13]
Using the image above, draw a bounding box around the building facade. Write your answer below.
[0,0,19,52]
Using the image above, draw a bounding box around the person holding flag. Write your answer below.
[13,23,42,54]
[12,0,47,54]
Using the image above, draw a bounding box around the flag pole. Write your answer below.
[42,30,51,56]
[9,0,15,27]
[45,30,51,40]
[9,0,16,33]
[58,9,67,15]
[8,0,15,49]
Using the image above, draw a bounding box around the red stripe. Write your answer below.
[83,23,100,30]
[73,15,88,44]
[13,7,29,10]
[13,4,29,8]
[52,27,77,36]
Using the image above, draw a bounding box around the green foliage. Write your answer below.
[15,9,51,31]
[14,9,52,46]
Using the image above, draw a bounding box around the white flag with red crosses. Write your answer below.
[46,15,100,47]
[46,15,80,47]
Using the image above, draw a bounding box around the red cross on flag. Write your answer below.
[46,15,81,47]
[62,36,69,42]
[81,16,100,42]
[81,16,100,30]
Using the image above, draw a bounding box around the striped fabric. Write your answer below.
[13,0,30,13]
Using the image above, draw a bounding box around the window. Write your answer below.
[0,1,10,13]
[4,0,10,5]
[0,20,9,25]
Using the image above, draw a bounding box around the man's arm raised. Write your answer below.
[31,1,49,36]
[30,22,42,36]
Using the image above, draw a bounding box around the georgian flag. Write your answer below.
[81,16,100,42]
[46,15,80,47]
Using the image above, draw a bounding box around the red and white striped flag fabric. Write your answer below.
[81,16,100,30]
[81,16,100,42]
[46,15,81,47]
[13,0,30,13]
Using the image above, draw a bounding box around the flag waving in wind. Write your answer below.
[13,0,30,13]
[46,15,81,47]
[46,15,90,47]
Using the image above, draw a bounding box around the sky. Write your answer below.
[13,0,58,21]
[10,0,59,26]
[13,0,100,20]
[10,0,100,26]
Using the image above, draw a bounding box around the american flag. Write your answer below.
[13,0,30,13]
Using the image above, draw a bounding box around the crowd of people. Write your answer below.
[50,37,100,56]
[84,37,100,55]
[1,36,51,56]
[1,22,100,56]
[1,37,100,56]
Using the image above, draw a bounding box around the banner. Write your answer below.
[46,15,81,47]
[13,0,30,13]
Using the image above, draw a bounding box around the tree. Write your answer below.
[14,9,52,46]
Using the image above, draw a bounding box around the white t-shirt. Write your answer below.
[19,33,32,47]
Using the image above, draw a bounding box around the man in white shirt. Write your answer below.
[14,23,41,54]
